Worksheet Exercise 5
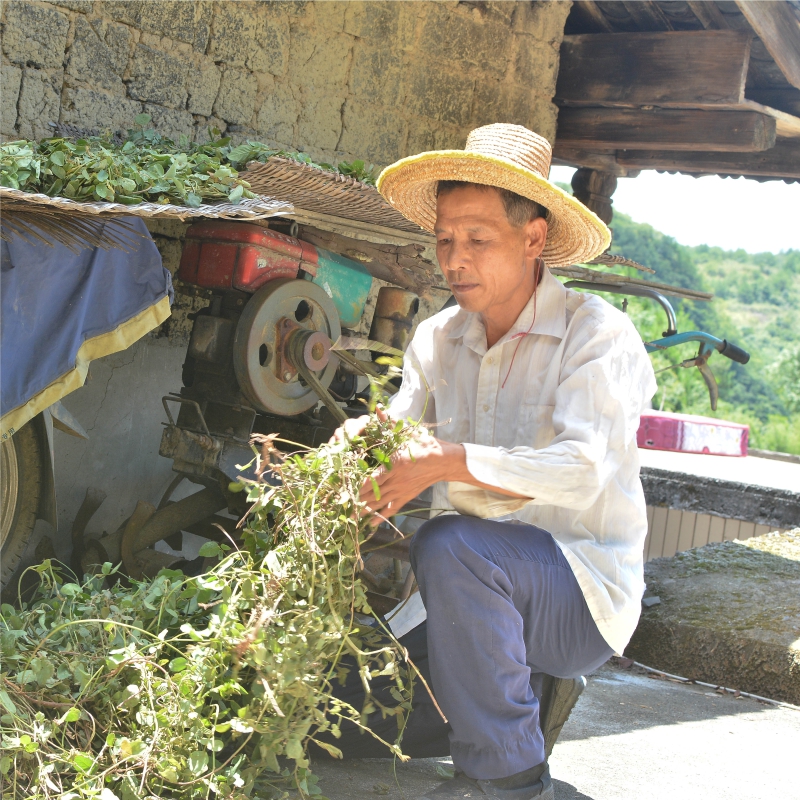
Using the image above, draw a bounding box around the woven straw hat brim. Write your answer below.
[377,151,611,268]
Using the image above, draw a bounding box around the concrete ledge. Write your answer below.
[640,466,800,529]
[626,530,800,705]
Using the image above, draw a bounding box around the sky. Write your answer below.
[549,166,799,255]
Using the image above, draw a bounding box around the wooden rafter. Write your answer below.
[557,107,776,152]
[614,137,800,180]
[685,1,729,31]
[557,32,752,107]
[736,0,800,91]
[621,1,673,32]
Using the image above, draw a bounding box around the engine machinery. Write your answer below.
[157,219,419,521]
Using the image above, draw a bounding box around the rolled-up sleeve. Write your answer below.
[450,315,657,517]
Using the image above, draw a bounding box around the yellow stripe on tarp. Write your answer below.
[0,295,171,441]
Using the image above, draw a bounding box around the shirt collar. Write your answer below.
[445,267,567,355]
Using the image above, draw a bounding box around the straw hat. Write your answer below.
[377,123,611,267]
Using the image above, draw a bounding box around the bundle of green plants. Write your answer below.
[0,114,377,208]
[0,415,416,799]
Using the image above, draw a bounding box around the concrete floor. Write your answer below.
[302,660,800,800]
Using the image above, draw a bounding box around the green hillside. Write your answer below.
[585,211,800,454]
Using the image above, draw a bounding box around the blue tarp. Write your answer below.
[1,217,173,438]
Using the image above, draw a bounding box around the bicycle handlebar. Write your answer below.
[717,339,750,364]
[645,331,750,365]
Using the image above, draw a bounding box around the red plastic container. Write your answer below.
[178,221,319,292]
[637,409,749,457]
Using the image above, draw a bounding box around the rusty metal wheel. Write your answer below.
[232,278,340,416]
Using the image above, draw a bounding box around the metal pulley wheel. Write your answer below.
[233,278,341,416]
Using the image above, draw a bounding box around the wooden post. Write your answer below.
[571,168,617,225]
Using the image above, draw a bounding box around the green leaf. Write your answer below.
[134,113,152,127]
[185,191,202,208]
[369,476,381,501]
[228,183,244,203]
[198,541,221,558]
[0,691,17,715]
[49,150,66,166]
[56,707,81,724]
[169,657,188,673]
[73,753,94,772]
[0,757,11,775]
[188,750,208,776]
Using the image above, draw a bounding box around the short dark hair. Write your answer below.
[436,180,548,228]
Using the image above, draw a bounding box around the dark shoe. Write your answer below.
[419,763,554,799]
[538,675,586,759]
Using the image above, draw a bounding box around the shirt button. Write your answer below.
[483,404,490,412]
[487,357,494,364]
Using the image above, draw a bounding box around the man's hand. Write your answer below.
[329,407,389,445]
[359,428,466,525]
[330,411,531,526]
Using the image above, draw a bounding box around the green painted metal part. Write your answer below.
[310,248,373,328]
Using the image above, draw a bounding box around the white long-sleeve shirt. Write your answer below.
[389,267,658,654]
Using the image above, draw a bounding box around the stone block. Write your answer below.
[472,80,556,141]
[404,118,464,158]
[513,38,559,94]
[2,1,70,69]
[138,0,213,51]
[127,44,188,109]
[406,64,474,128]
[255,81,298,145]
[289,0,346,32]
[98,0,141,27]
[296,90,345,152]
[103,21,135,75]
[339,100,405,166]
[419,3,511,78]
[66,16,125,94]
[349,43,404,108]
[186,55,221,117]
[289,29,354,90]
[60,86,142,135]
[17,68,62,140]
[143,104,195,141]
[210,2,289,77]
[626,532,800,705]
[213,69,259,127]
[41,0,94,11]
[512,0,571,42]
[343,2,400,41]
[1,64,22,134]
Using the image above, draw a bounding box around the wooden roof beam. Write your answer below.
[621,1,673,32]
[686,1,730,31]
[571,1,615,33]
[557,107,777,152]
[613,137,800,180]
[736,1,800,91]
[557,32,752,107]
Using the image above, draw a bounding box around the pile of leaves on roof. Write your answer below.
[0,114,377,208]
[0,413,415,800]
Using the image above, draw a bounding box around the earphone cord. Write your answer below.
[501,257,543,389]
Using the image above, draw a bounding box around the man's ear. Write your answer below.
[524,216,548,259]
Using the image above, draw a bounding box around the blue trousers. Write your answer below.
[411,516,613,780]
[315,517,613,779]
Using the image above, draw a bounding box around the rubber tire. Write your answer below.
[0,419,46,593]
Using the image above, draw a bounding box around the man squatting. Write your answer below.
[328,123,657,800]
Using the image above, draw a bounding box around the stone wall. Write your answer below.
[1,0,571,165]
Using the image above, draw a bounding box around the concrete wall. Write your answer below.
[1,0,570,162]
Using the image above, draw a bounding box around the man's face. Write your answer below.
[435,185,547,316]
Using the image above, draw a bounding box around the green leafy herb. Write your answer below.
[0,413,417,799]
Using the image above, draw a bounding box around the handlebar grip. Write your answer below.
[718,339,750,365]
